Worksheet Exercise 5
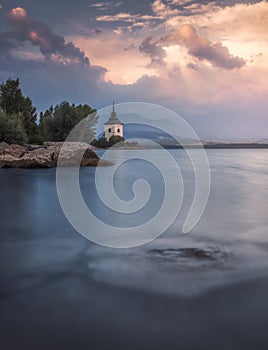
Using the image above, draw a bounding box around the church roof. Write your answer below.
[104,102,124,125]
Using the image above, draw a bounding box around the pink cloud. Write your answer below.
[159,24,245,69]
[6,7,90,66]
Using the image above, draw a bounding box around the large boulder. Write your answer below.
[56,143,100,167]
[0,142,112,169]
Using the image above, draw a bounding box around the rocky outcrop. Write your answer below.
[0,142,112,169]
[1,144,27,158]
[0,142,10,155]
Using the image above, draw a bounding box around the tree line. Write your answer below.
[0,78,98,145]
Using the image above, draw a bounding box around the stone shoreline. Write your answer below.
[0,142,112,168]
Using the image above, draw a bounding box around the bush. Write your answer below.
[92,135,125,148]
[0,111,28,145]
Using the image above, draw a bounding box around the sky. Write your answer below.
[0,0,267,140]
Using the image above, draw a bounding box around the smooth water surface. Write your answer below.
[1,149,268,349]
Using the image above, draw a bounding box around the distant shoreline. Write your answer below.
[95,143,268,150]
[160,143,268,149]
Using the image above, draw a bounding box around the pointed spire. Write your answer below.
[105,100,123,125]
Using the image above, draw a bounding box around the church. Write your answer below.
[104,102,124,140]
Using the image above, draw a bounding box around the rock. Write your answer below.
[27,144,48,151]
[0,142,26,157]
[0,143,27,158]
[0,142,112,169]
[5,144,27,158]
[83,147,99,160]
[0,155,54,169]
[0,142,9,155]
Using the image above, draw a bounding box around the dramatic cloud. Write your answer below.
[6,7,90,65]
[159,24,246,69]
[0,1,267,139]
[139,36,166,65]
[164,1,268,41]
[0,6,107,110]
[69,32,157,84]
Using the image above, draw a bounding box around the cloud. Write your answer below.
[139,36,166,64]
[90,2,111,8]
[164,1,268,41]
[92,28,103,36]
[168,0,189,4]
[0,6,108,110]
[89,2,122,10]
[1,1,268,140]
[0,32,16,57]
[96,12,157,23]
[96,12,135,22]
[95,11,158,33]
[69,32,157,84]
[152,0,180,17]
[6,7,90,66]
[151,0,218,18]
[9,7,27,17]
[0,55,106,111]
[192,41,246,69]
[159,24,246,69]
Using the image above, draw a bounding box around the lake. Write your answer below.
[1,149,268,349]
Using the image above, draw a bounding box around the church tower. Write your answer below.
[104,102,124,140]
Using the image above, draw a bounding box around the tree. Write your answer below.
[0,111,28,145]
[40,102,98,142]
[0,78,98,145]
[0,78,38,143]
[39,106,54,141]
[92,135,125,148]
[0,78,23,115]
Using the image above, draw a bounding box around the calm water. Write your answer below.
[1,149,268,349]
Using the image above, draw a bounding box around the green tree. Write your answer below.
[0,111,28,145]
[0,78,38,143]
[40,102,98,142]
[39,106,54,141]
[0,78,23,115]
[0,78,98,145]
